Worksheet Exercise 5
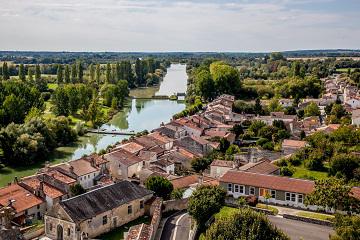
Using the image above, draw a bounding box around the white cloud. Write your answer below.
[0,0,359,51]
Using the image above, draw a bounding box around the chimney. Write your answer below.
[69,165,75,174]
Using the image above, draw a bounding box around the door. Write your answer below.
[57,225,63,240]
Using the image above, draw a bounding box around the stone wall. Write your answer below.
[283,214,333,227]
[162,198,189,213]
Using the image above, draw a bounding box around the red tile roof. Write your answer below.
[58,159,99,177]
[45,170,77,185]
[119,142,145,154]
[282,139,307,148]
[220,171,315,194]
[105,149,143,166]
[0,184,43,213]
[171,175,215,189]
[238,160,279,175]
[21,177,64,199]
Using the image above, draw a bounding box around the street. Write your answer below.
[160,211,191,240]
[268,215,334,240]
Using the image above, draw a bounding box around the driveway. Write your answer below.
[268,215,334,240]
[160,211,191,240]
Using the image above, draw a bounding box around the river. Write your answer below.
[55,63,187,161]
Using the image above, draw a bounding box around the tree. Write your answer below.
[195,69,215,101]
[2,62,9,80]
[52,86,70,116]
[268,98,283,112]
[85,96,104,127]
[70,183,86,196]
[106,63,111,84]
[230,124,243,138]
[78,62,84,83]
[56,65,63,84]
[64,65,70,83]
[219,138,230,152]
[226,144,240,155]
[188,185,226,228]
[71,63,77,83]
[330,214,360,240]
[145,176,173,200]
[27,67,34,81]
[329,154,359,181]
[135,58,144,86]
[191,157,212,173]
[305,178,360,213]
[171,188,185,200]
[280,166,295,176]
[204,208,289,240]
[95,64,101,85]
[209,62,241,96]
[18,64,26,81]
[254,98,263,114]
[304,102,320,117]
[89,64,95,83]
[35,64,41,81]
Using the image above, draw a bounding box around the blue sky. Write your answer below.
[0,0,359,52]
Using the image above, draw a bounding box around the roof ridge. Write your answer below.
[228,170,315,183]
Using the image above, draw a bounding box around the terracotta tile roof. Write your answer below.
[210,160,234,168]
[204,130,228,138]
[190,135,209,145]
[105,149,143,166]
[120,142,145,154]
[152,159,174,168]
[134,135,158,149]
[238,160,279,175]
[148,132,173,144]
[351,187,360,199]
[171,175,215,189]
[0,184,43,213]
[220,171,315,194]
[58,159,99,177]
[282,139,307,148]
[85,153,109,166]
[45,170,77,185]
[21,177,64,199]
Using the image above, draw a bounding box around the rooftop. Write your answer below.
[58,159,99,177]
[282,139,307,148]
[60,181,153,223]
[21,177,65,199]
[238,160,279,175]
[210,160,234,168]
[0,184,43,213]
[104,149,143,166]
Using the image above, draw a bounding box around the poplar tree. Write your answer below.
[2,62,9,80]
[115,62,121,82]
[71,64,77,83]
[57,65,63,84]
[89,64,95,83]
[28,67,34,81]
[106,63,111,84]
[78,62,84,83]
[35,64,41,81]
[18,64,26,81]
[95,64,101,85]
[135,58,143,86]
[64,65,70,83]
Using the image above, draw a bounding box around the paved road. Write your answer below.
[269,215,334,240]
[160,211,191,240]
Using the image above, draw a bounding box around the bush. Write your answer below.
[280,166,295,176]
[256,138,269,146]
[262,141,274,151]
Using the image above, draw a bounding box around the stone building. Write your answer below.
[44,180,153,240]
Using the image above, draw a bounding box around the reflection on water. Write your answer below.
[56,64,187,161]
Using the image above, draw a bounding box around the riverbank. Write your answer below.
[0,64,188,187]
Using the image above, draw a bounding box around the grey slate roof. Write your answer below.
[60,180,153,223]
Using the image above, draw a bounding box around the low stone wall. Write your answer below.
[23,227,45,240]
[162,198,189,213]
[283,214,333,227]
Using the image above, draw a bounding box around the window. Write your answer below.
[140,200,144,209]
[291,193,296,202]
[259,188,267,197]
[285,192,291,201]
[227,183,232,192]
[234,184,239,193]
[49,223,53,231]
[249,187,255,195]
[102,215,108,225]
[25,210,28,215]
[239,185,245,194]
[298,194,303,203]
[128,205,132,214]
[37,204,40,209]
[67,228,71,236]
[271,190,276,199]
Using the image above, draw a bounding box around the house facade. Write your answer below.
[220,170,316,210]
[44,181,153,240]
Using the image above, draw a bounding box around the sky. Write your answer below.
[0,0,359,52]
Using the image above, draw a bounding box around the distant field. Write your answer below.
[336,68,359,73]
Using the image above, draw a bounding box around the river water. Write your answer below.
[56,63,187,161]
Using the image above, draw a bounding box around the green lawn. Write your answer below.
[47,83,58,90]
[336,68,359,73]
[255,203,279,215]
[292,164,329,180]
[214,206,239,219]
[297,211,334,221]
[98,216,151,240]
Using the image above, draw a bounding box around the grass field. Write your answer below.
[336,68,359,73]
[292,164,329,180]
[98,216,151,240]
[296,211,334,221]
